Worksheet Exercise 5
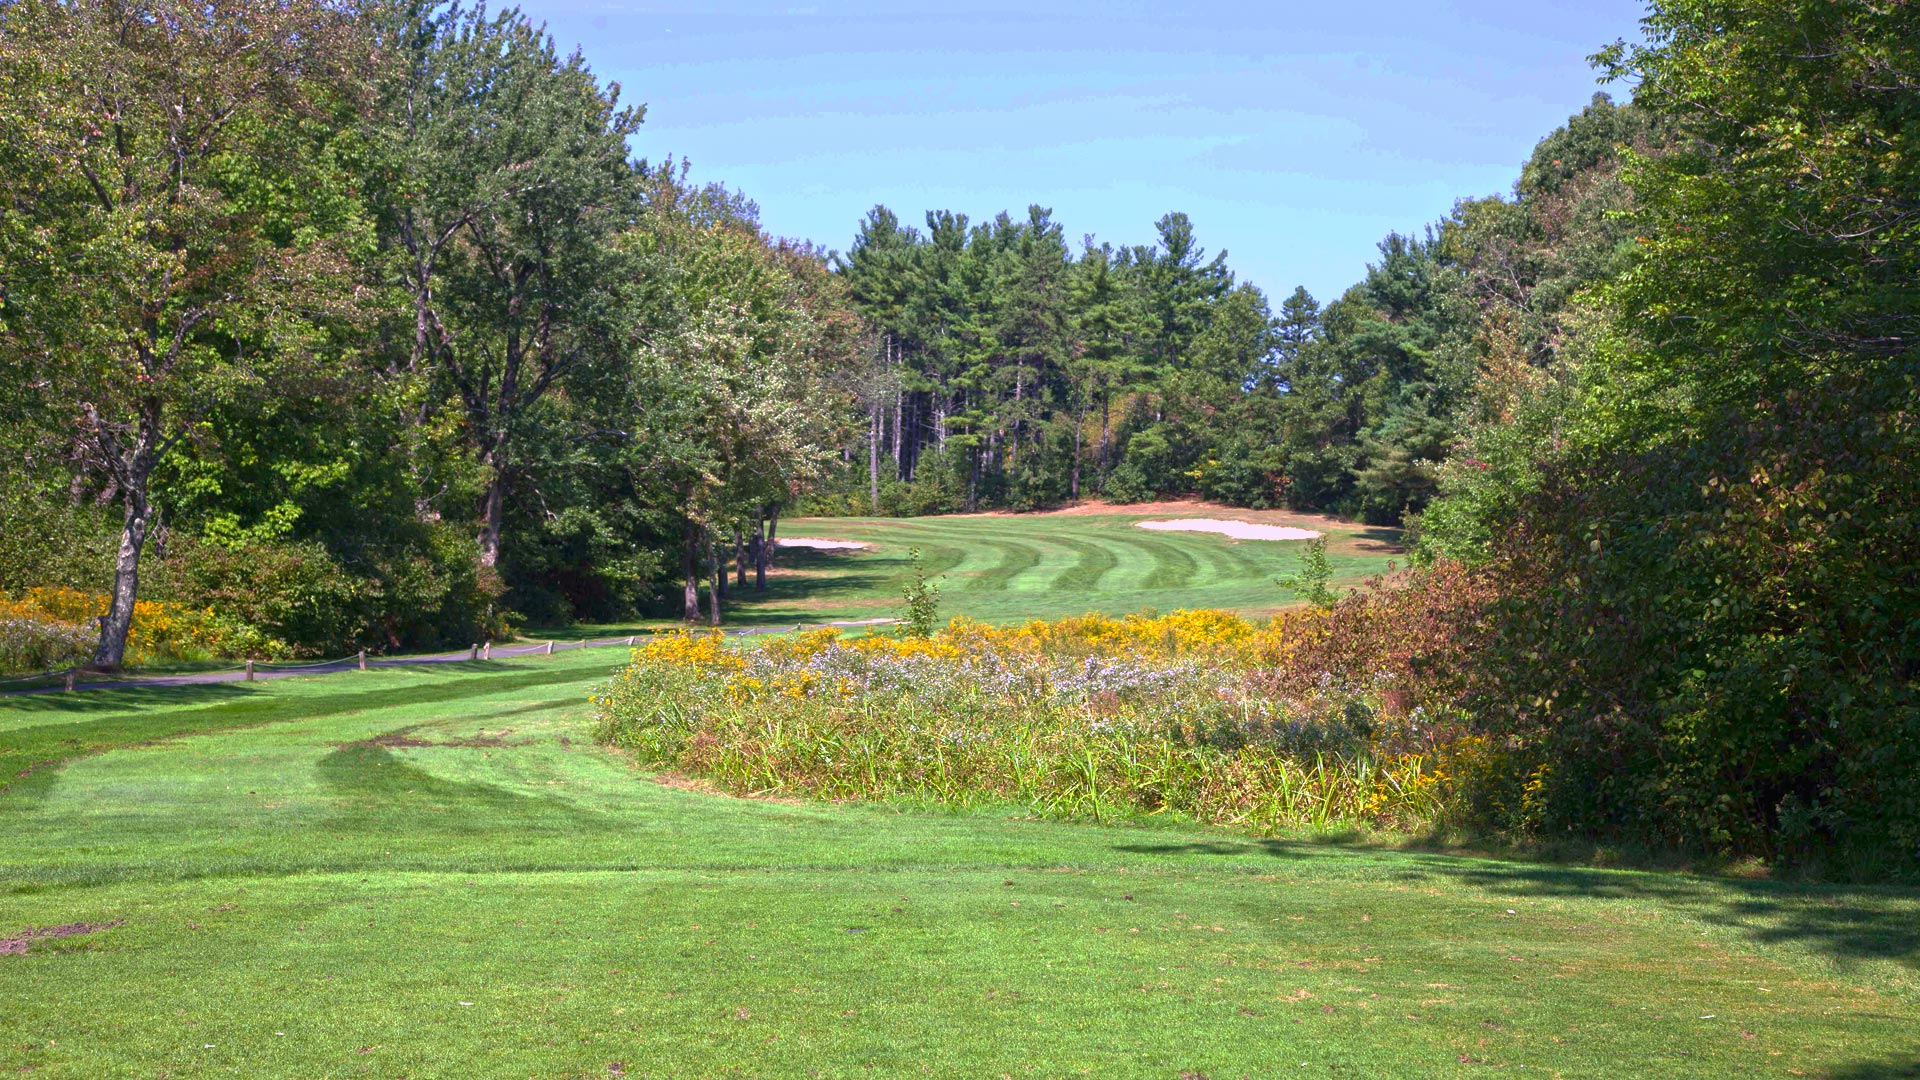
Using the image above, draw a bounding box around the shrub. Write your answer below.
[0,586,275,666]
[593,613,1459,834]
[1450,381,1920,877]
[0,614,94,674]
[899,547,941,637]
[0,490,119,598]
[1276,536,1337,609]
[147,536,364,654]
[145,526,505,656]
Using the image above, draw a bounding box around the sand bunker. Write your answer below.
[1135,519,1321,542]
[776,538,871,552]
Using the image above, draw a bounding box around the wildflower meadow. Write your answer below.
[594,608,1468,834]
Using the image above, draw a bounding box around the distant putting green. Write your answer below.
[3,653,1916,1078]
[734,502,1403,625]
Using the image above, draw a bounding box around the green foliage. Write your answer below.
[375,1,645,573]
[0,615,93,674]
[0,0,373,665]
[823,98,1656,525]
[898,547,942,637]
[0,484,118,598]
[1276,536,1337,610]
[1418,0,1920,876]
[0,0,864,654]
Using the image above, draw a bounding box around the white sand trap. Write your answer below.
[777,538,871,552]
[1135,519,1322,542]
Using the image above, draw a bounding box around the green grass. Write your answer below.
[2,651,1917,1078]
[729,507,1404,626]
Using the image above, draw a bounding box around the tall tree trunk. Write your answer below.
[869,405,881,512]
[735,527,748,591]
[892,340,904,479]
[1071,399,1086,504]
[91,400,163,670]
[903,391,918,482]
[752,513,768,592]
[756,506,780,590]
[681,515,701,622]
[478,430,509,569]
[1011,365,1025,470]
[94,489,154,670]
[1098,392,1112,475]
[706,529,722,627]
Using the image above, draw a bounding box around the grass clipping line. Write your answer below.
[593,609,1460,833]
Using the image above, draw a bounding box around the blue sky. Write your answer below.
[530,1,1648,303]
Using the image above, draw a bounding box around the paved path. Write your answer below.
[1,619,898,696]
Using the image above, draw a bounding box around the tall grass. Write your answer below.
[593,613,1461,834]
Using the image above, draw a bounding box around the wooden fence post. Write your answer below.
[545,640,554,656]
[245,660,254,682]
[358,650,367,671]
[64,670,75,692]
[470,644,479,661]
[483,641,491,661]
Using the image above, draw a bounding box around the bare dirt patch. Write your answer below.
[771,596,896,613]
[1,920,123,956]
[359,728,520,750]
[646,771,808,806]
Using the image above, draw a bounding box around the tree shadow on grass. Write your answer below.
[1347,526,1408,553]
[1825,1055,1920,1079]
[721,548,901,625]
[317,742,610,836]
[0,681,261,717]
[1112,837,1920,974]
[0,665,599,811]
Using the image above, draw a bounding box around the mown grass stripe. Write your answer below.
[1047,535,1123,593]
[738,509,1401,624]
[1119,532,1198,590]
[962,537,1046,593]
[0,665,597,794]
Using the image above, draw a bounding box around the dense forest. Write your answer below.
[0,0,865,661]
[817,89,1654,524]
[2,0,1914,868]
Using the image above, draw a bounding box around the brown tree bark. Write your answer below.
[706,529,722,627]
[90,396,164,670]
[1071,396,1086,504]
[868,405,881,512]
[478,440,507,570]
[892,339,904,479]
[1098,392,1112,476]
[681,515,701,622]
[95,486,154,670]
[753,508,772,591]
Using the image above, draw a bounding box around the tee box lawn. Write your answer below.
[2,646,1917,1078]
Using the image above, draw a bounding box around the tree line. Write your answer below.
[0,0,865,663]
[813,94,1657,529]
[1422,0,1917,874]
